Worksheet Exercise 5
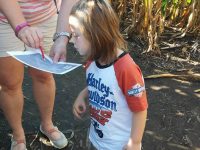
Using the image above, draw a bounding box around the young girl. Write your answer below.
[70,0,148,150]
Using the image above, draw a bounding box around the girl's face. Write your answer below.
[69,16,91,56]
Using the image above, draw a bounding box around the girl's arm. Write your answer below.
[0,0,43,48]
[125,110,147,150]
[73,87,88,119]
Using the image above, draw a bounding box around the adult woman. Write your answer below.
[0,0,78,149]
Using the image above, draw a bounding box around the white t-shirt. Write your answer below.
[85,52,148,150]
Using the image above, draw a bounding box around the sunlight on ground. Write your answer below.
[150,85,169,91]
[170,56,200,65]
[194,93,200,98]
[175,111,185,116]
[167,143,190,150]
[145,130,164,140]
[175,89,188,96]
[154,69,166,74]
[145,130,200,150]
[172,78,191,84]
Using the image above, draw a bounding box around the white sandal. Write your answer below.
[10,136,27,150]
[40,125,68,149]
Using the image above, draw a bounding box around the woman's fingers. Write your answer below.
[30,28,40,48]
[17,26,43,48]
[36,28,44,47]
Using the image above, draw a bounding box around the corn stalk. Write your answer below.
[111,0,200,54]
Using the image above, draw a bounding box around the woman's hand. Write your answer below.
[17,26,43,48]
[49,37,68,62]
[73,95,87,119]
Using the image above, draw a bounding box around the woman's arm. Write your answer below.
[0,0,26,29]
[56,0,79,34]
[50,0,79,62]
[0,0,43,48]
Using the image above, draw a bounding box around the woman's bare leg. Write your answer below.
[0,57,25,140]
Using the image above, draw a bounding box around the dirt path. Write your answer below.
[0,44,199,150]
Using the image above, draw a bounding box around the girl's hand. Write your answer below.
[17,26,43,49]
[123,140,141,150]
[73,95,86,119]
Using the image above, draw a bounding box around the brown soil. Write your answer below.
[0,37,200,150]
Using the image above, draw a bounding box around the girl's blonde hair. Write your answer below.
[70,0,127,64]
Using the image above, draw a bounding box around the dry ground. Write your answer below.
[0,38,200,150]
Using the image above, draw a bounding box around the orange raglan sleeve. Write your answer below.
[114,54,148,112]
